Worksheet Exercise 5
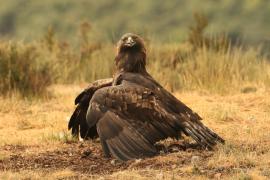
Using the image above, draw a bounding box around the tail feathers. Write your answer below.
[183,120,224,149]
[68,106,81,137]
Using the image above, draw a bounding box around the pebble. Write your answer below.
[134,159,142,163]
[110,159,122,166]
[191,156,200,166]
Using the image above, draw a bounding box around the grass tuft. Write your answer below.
[0,42,53,97]
[42,131,77,143]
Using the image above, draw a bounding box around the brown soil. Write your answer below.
[0,141,217,176]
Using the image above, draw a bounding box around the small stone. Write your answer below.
[191,156,200,166]
[172,164,177,169]
[110,159,121,166]
[134,158,142,163]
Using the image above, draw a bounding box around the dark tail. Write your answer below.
[68,106,81,137]
[68,105,98,139]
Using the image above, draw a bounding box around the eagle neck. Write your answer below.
[115,51,147,74]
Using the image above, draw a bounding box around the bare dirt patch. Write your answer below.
[0,142,126,175]
[0,141,216,177]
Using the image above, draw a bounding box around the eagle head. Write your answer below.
[117,33,146,54]
[115,33,147,73]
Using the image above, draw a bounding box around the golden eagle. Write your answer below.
[68,33,224,161]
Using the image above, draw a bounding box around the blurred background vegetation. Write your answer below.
[0,0,270,45]
[0,0,269,97]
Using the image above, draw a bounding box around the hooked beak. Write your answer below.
[124,37,136,47]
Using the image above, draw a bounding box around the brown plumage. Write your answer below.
[68,33,224,161]
[68,78,113,139]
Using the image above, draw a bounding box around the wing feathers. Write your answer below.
[68,78,113,139]
[97,111,157,161]
[87,82,224,161]
[182,118,224,148]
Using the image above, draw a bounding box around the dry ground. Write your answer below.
[0,84,269,179]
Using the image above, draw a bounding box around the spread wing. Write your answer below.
[87,84,224,161]
[117,72,203,121]
[68,78,113,139]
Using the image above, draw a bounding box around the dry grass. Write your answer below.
[0,42,53,96]
[1,20,270,97]
[0,85,269,179]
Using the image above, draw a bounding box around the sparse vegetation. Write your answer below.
[0,86,269,179]
[0,42,53,96]
[0,18,269,97]
[0,1,270,179]
[42,131,77,143]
